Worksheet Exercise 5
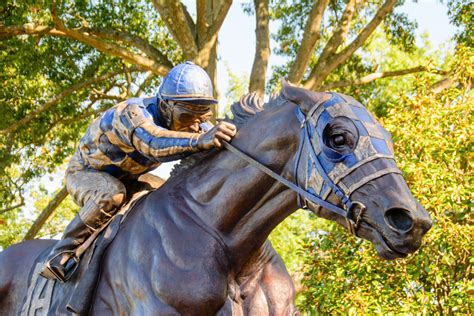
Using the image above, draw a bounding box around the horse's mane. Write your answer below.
[169,92,286,178]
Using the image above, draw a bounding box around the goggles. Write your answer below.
[168,101,213,124]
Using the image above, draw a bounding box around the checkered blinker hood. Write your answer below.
[297,93,401,208]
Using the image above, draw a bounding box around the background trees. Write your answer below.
[1,0,471,313]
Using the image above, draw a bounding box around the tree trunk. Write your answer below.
[249,0,270,96]
[287,0,329,84]
[207,40,219,123]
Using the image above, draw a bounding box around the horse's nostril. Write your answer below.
[385,208,413,232]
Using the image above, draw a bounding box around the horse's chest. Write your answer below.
[152,254,229,312]
[99,215,230,314]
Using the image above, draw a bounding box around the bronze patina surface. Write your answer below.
[0,84,432,315]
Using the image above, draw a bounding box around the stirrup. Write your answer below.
[40,250,80,283]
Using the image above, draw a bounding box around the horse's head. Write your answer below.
[282,82,432,259]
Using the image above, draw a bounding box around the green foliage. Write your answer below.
[222,65,250,117]
[330,29,447,118]
[0,170,77,250]
[383,11,417,53]
[447,0,473,48]
[0,208,29,251]
[280,45,473,314]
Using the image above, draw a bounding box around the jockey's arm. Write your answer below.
[119,103,201,162]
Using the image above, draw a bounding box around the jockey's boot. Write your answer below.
[40,199,115,282]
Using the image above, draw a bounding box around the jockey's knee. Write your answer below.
[96,192,124,212]
[65,167,127,211]
[97,181,126,212]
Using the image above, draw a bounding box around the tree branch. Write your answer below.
[304,0,359,89]
[51,100,97,125]
[0,22,170,75]
[48,3,161,74]
[336,0,396,62]
[431,76,456,94]
[0,23,52,38]
[126,71,133,98]
[249,0,270,95]
[197,0,207,40]
[288,0,329,84]
[151,0,198,59]
[305,0,397,90]
[49,1,170,74]
[136,71,156,96]
[57,28,168,75]
[0,68,140,135]
[23,186,69,240]
[195,0,232,68]
[83,27,173,69]
[91,93,127,102]
[0,177,25,214]
[326,0,360,54]
[320,66,428,90]
[199,0,232,48]
[0,202,25,215]
[0,22,172,70]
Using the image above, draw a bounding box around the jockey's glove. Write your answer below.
[197,121,237,150]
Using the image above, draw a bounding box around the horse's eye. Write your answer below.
[331,134,345,147]
[322,116,359,154]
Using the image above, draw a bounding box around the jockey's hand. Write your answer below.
[197,121,237,150]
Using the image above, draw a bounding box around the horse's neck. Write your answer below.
[184,105,300,267]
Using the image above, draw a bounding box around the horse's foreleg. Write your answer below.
[237,241,299,316]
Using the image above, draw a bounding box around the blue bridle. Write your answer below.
[294,105,366,234]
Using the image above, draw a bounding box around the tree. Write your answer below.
[431,0,474,94]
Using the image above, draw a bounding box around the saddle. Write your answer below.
[20,189,151,316]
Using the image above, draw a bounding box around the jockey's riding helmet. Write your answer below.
[158,61,218,106]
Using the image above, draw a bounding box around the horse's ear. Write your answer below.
[281,79,328,114]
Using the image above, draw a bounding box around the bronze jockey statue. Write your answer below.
[40,62,237,282]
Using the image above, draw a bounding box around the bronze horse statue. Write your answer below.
[0,83,432,315]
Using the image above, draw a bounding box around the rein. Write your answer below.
[223,140,364,235]
[222,141,352,219]
[222,100,400,236]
